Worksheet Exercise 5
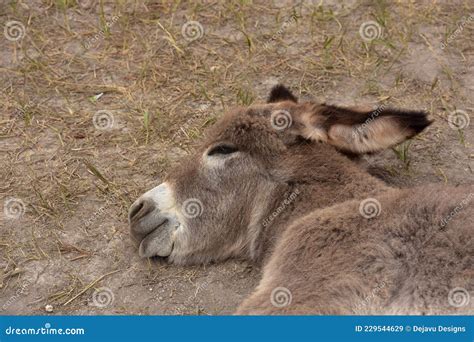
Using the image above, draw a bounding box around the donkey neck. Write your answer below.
[253,144,391,264]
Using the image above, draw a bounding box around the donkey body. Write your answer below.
[129,85,473,314]
[238,185,473,314]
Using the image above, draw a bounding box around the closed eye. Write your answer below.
[207,144,239,156]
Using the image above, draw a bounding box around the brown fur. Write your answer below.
[237,185,474,314]
[129,85,473,314]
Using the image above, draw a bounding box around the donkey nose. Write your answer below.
[129,198,155,223]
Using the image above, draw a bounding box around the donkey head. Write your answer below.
[129,85,431,265]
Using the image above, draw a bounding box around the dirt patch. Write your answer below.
[1,0,472,315]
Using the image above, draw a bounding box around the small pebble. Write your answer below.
[149,287,153,292]
[45,304,53,313]
[158,296,163,301]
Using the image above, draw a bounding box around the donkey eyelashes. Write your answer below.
[207,144,239,156]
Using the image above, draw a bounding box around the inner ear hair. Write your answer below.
[267,84,298,103]
[303,105,432,154]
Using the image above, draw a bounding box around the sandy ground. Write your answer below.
[0,0,473,315]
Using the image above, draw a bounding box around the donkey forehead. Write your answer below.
[200,122,282,158]
[203,103,298,144]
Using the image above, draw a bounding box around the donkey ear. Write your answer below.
[298,104,432,154]
[267,84,298,103]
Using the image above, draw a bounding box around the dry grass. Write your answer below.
[0,0,473,314]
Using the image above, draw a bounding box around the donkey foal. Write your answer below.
[129,85,473,315]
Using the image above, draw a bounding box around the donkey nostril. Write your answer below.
[129,202,143,220]
[129,198,155,223]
